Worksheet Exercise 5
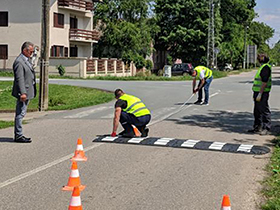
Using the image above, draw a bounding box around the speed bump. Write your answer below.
[93,136,270,155]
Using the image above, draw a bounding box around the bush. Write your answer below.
[145,59,153,71]
[56,64,65,76]
[134,55,146,70]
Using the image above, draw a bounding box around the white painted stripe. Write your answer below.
[102,137,118,142]
[77,145,83,150]
[181,140,200,148]
[209,142,226,150]
[237,144,253,153]
[0,143,103,189]
[128,138,146,144]
[64,106,110,118]
[70,196,81,206]
[101,113,114,119]
[70,169,79,178]
[154,138,174,145]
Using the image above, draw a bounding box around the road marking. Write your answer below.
[0,144,103,189]
[128,138,146,144]
[93,136,270,155]
[209,142,226,150]
[181,140,200,148]
[154,138,174,145]
[64,106,110,118]
[149,91,220,126]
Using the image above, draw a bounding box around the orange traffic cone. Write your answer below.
[62,161,86,191]
[68,186,83,210]
[71,138,87,162]
[221,195,231,210]
[132,125,141,137]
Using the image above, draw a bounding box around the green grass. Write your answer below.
[0,71,13,77]
[0,81,114,111]
[262,136,280,210]
[0,120,14,129]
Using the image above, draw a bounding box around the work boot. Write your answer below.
[122,131,135,138]
[248,126,262,134]
[141,128,149,137]
[194,100,202,105]
[202,101,209,106]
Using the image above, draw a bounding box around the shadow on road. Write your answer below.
[0,137,14,143]
[167,109,280,136]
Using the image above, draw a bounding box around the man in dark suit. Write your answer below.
[12,42,36,143]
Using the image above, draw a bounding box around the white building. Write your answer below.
[0,0,133,77]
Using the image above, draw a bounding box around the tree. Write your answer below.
[154,0,209,66]
[92,0,155,66]
[271,40,280,65]
[218,0,257,68]
[248,21,274,54]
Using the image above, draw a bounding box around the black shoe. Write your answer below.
[122,131,135,138]
[14,136,32,143]
[194,100,202,105]
[141,128,149,137]
[247,127,262,134]
[201,102,209,106]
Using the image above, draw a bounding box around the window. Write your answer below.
[0,12,8,27]
[51,45,66,57]
[70,46,78,57]
[0,45,8,59]
[54,13,64,28]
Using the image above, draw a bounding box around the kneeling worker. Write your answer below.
[189,65,213,105]
[111,89,151,137]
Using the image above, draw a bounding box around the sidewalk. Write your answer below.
[0,110,58,121]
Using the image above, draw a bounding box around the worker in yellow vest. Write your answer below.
[189,66,213,105]
[248,54,272,135]
[111,89,151,137]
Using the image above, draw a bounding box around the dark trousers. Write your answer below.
[253,92,271,130]
[198,76,213,103]
[120,111,151,134]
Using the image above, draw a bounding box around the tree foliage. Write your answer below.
[154,0,209,66]
[93,0,156,67]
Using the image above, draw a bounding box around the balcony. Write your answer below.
[69,28,99,43]
[58,0,93,12]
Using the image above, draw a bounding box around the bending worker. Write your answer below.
[111,89,151,137]
[189,65,213,105]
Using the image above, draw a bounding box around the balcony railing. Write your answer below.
[69,29,99,42]
[58,0,93,11]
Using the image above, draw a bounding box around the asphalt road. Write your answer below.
[0,68,280,210]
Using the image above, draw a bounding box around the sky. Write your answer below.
[255,0,280,47]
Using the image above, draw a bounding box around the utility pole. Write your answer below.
[243,25,248,69]
[39,0,50,111]
[207,0,215,69]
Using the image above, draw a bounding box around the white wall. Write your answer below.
[0,0,41,68]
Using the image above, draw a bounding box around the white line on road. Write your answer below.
[149,91,220,126]
[64,106,110,118]
[0,143,103,189]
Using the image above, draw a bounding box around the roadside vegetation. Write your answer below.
[0,81,114,112]
[261,136,280,210]
[0,120,14,129]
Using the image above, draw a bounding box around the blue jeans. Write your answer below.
[198,76,213,103]
[14,99,29,138]
[120,111,151,134]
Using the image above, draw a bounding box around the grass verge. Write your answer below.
[261,136,280,210]
[0,81,114,111]
[0,120,14,129]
